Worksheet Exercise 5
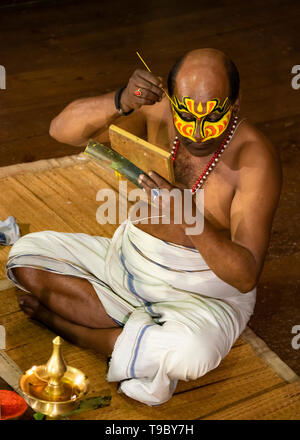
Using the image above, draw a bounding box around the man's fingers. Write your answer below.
[136,69,162,87]
[134,81,163,100]
[138,176,165,208]
[138,172,173,192]
[138,173,156,189]
[138,172,173,208]
[148,171,172,189]
[123,69,164,110]
[134,86,162,102]
[135,70,163,99]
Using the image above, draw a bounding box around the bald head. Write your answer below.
[167,48,240,104]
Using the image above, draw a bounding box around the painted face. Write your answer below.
[171,95,233,143]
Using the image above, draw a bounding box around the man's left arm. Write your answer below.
[183,141,282,293]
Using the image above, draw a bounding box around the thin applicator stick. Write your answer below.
[136,51,174,105]
[136,51,151,72]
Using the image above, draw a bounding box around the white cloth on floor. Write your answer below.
[6,218,256,406]
[0,216,20,246]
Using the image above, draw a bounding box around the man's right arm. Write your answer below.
[49,70,163,147]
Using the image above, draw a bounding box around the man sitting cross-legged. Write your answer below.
[6,48,282,406]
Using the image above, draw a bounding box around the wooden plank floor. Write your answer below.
[1,279,300,420]
[1,283,300,420]
[0,157,300,419]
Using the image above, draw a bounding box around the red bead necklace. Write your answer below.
[171,115,238,194]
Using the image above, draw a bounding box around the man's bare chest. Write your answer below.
[173,146,237,231]
[146,108,240,232]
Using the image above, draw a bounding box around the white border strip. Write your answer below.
[0,350,23,394]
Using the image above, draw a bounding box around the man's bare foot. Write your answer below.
[18,295,42,319]
[18,294,82,346]
[18,295,67,336]
[18,295,58,332]
[17,294,122,356]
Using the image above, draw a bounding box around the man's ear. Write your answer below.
[233,94,241,113]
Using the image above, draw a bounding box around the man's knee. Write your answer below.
[12,267,45,293]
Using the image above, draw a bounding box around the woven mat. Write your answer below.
[0,154,124,279]
[0,154,300,420]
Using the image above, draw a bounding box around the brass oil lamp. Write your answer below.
[20,336,89,418]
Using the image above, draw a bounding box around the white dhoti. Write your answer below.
[6,219,256,406]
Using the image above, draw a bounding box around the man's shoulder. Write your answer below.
[235,120,282,191]
[236,120,281,171]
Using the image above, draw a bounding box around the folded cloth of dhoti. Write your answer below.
[6,218,256,406]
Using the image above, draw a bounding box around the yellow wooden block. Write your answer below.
[109,124,175,184]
